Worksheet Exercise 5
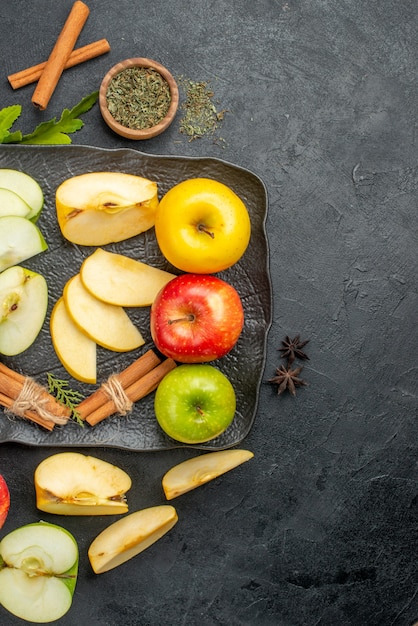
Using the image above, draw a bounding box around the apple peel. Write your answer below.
[162,449,254,500]
[88,505,178,574]
[0,473,10,528]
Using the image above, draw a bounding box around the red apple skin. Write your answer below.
[150,274,244,363]
[0,474,10,528]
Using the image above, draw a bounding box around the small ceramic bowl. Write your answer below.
[99,57,179,140]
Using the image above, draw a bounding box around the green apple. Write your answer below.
[0,188,32,218]
[0,215,48,272]
[154,364,236,444]
[0,265,48,356]
[0,169,44,221]
[0,521,78,623]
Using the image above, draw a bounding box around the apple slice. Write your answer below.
[80,248,176,307]
[50,297,97,383]
[63,273,145,352]
[0,215,48,272]
[0,474,10,528]
[0,188,32,218]
[56,171,159,246]
[0,168,44,221]
[0,521,78,623]
[34,452,132,515]
[0,265,48,356]
[88,505,178,574]
[162,449,254,499]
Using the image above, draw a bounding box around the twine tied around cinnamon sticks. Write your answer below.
[7,1,111,109]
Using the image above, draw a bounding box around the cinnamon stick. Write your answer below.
[77,350,161,421]
[0,362,70,430]
[8,39,110,90]
[32,1,90,110]
[86,358,177,426]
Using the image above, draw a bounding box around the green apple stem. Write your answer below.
[168,314,195,325]
[197,224,215,238]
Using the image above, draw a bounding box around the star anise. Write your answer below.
[268,364,307,396]
[279,335,310,364]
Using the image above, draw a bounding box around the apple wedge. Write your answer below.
[80,248,176,307]
[162,449,254,500]
[0,215,47,272]
[63,274,145,352]
[56,171,159,246]
[50,297,97,383]
[0,188,32,218]
[88,505,178,574]
[34,452,132,515]
[0,265,48,356]
[0,168,44,221]
[0,521,78,623]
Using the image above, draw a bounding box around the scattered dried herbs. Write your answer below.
[47,373,85,426]
[269,334,310,396]
[106,67,171,130]
[178,76,227,141]
[269,364,307,397]
[279,335,310,365]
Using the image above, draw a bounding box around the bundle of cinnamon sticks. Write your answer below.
[0,362,70,431]
[8,1,110,109]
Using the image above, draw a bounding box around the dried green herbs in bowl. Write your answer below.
[99,58,179,140]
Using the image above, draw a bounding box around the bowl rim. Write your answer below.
[99,57,179,140]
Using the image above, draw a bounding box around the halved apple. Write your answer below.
[88,505,178,574]
[50,297,97,383]
[0,265,48,356]
[0,521,78,623]
[0,215,47,272]
[56,171,159,246]
[34,452,132,515]
[80,248,176,307]
[0,168,44,221]
[63,274,145,352]
[162,449,254,500]
[0,188,32,218]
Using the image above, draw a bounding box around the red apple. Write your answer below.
[0,474,10,528]
[150,274,244,363]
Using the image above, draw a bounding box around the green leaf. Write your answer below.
[0,105,22,143]
[0,91,99,145]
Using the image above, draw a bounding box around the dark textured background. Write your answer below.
[0,1,417,625]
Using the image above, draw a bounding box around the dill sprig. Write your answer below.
[47,373,85,426]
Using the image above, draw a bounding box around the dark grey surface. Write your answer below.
[1,1,417,625]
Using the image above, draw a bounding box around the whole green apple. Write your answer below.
[154,364,236,444]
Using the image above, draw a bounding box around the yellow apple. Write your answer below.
[56,171,159,246]
[63,274,145,352]
[80,248,176,307]
[34,452,132,515]
[88,505,178,573]
[50,297,97,383]
[162,449,254,499]
[155,177,251,273]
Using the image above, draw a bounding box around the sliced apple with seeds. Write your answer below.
[34,452,132,515]
[0,265,48,356]
[50,297,97,383]
[0,521,78,623]
[63,273,144,352]
[0,188,32,218]
[162,449,254,500]
[56,171,159,246]
[80,248,176,307]
[0,168,44,222]
[0,215,47,272]
[88,505,178,574]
